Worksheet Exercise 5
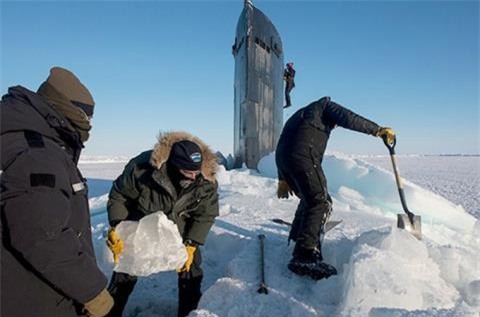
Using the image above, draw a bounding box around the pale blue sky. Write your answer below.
[1,0,478,156]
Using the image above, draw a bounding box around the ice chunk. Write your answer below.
[464,280,480,307]
[114,211,188,276]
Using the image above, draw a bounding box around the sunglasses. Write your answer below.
[72,100,94,119]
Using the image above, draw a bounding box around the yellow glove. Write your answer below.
[177,245,197,273]
[83,289,114,317]
[376,127,396,145]
[106,228,123,265]
[277,180,293,199]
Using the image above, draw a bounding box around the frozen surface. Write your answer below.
[80,154,479,317]
[357,155,479,219]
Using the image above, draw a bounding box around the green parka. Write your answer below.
[107,132,219,245]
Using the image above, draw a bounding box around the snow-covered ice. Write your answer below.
[357,155,480,220]
[80,153,479,317]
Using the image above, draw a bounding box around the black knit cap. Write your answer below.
[169,140,203,171]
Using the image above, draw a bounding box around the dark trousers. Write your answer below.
[285,83,294,107]
[105,272,137,317]
[106,249,203,317]
[276,148,332,251]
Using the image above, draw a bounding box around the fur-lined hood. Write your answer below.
[150,131,218,183]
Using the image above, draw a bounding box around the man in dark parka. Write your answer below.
[0,67,113,316]
[275,96,395,280]
[105,132,219,317]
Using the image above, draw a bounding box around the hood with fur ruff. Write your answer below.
[150,131,218,183]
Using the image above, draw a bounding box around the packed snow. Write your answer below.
[80,154,479,317]
[357,155,480,220]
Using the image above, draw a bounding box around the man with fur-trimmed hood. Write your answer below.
[105,131,219,317]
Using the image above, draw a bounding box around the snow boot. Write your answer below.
[288,246,337,280]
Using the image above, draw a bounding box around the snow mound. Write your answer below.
[258,152,477,233]
[87,154,479,316]
[342,228,459,315]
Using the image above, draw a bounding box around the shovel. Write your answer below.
[383,136,422,240]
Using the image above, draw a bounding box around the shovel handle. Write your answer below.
[257,234,268,294]
[383,136,416,226]
[382,135,397,155]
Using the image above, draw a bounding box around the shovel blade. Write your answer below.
[397,214,422,240]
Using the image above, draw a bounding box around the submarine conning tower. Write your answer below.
[232,0,284,169]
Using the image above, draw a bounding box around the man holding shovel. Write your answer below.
[276,96,395,280]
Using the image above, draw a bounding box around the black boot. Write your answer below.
[105,272,138,317]
[178,275,202,317]
[288,245,337,280]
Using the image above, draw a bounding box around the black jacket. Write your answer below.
[284,67,296,88]
[276,97,380,174]
[0,86,107,317]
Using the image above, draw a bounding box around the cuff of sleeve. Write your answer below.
[183,239,199,247]
[109,219,122,227]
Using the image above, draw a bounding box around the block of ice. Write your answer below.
[114,211,188,276]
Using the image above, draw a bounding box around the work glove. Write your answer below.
[376,127,396,145]
[83,289,114,317]
[106,227,124,265]
[177,244,197,273]
[277,180,293,199]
